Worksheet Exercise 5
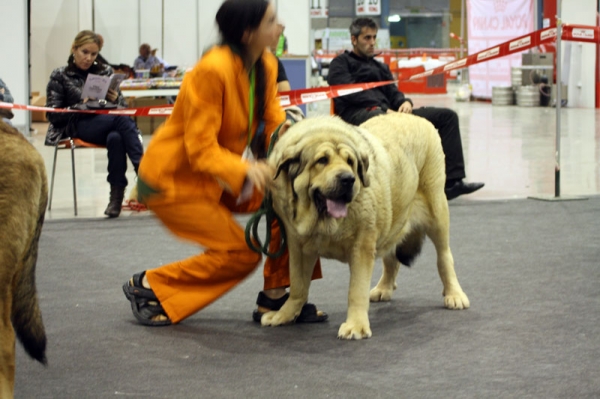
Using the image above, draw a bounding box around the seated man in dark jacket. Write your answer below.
[328,17,483,200]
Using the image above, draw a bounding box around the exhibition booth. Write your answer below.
[0,0,598,133]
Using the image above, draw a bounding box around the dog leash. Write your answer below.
[121,199,148,212]
[244,121,288,258]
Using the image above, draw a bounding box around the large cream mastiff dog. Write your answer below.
[261,113,469,339]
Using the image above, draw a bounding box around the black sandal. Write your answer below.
[123,271,171,327]
[252,291,328,323]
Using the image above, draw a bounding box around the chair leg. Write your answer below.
[70,140,78,216]
[48,143,59,211]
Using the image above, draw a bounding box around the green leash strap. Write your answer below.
[244,121,290,258]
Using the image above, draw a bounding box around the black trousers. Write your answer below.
[75,114,143,187]
[343,107,466,182]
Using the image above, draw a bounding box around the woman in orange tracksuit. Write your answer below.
[122,0,326,326]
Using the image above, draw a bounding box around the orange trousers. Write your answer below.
[144,189,321,324]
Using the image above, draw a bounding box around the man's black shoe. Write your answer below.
[445,180,484,200]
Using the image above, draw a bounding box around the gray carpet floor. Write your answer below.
[15,197,600,398]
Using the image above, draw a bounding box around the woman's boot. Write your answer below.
[105,185,125,218]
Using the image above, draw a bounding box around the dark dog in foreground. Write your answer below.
[0,118,47,398]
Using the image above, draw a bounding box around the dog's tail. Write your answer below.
[11,168,48,365]
[395,229,426,267]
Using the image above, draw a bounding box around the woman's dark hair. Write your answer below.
[216,0,270,124]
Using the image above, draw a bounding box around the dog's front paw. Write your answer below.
[369,284,395,302]
[260,310,296,326]
[444,291,470,310]
[337,321,372,340]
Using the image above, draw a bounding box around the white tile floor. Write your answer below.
[30,82,600,220]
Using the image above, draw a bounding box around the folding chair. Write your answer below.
[48,137,106,216]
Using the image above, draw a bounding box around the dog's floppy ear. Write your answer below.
[357,151,370,187]
[274,148,303,181]
[274,150,304,200]
[274,156,300,180]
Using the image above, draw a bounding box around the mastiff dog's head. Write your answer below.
[268,116,370,236]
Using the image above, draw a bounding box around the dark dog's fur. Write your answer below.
[0,120,47,398]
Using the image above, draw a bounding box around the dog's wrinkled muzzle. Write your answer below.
[314,173,356,219]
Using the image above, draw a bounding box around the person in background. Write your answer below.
[45,30,144,218]
[274,23,288,57]
[268,23,306,122]
[0,78,14,124]
[269,23,291,93]
[328,17,484,200]
[150,48,170,69]
[121,0,326,326]
[0,78,14,104]
[133,43,160,70]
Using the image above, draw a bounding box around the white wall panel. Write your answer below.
[163,0,198,70]
[561,0,596,108]
[139,0,163,62]
[0,0,29,130]
[94,0,139,66]
[198,1,221,58]
[276,0,311,55]
[31,0,80,96]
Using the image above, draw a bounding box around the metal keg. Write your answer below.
[492,86,514,105]
[516,85,540,107]
[511,66,522,88]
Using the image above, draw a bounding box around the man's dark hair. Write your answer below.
[349,18,378,39]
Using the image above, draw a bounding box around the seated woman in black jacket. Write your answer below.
[45,30,143,218]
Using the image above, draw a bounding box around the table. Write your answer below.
[121,89,179,98]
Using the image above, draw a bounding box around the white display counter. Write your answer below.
[122,89,179,98]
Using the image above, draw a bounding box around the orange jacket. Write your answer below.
[138,45,286,203]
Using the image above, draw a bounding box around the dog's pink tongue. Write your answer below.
[326,199,348,218]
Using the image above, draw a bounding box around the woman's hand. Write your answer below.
[398,102,413,113]
[278,120,292,136]
[246,161,275,193]
[106,89,118,103]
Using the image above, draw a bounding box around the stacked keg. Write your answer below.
[491,66,521,106]
[515,85,540,106]
[492,86,514,105]
[492,66,541,106]
[511,66,522,88]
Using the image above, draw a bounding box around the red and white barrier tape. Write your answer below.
[0,81,396,116]
[3,24,598,116]
[0,101,175,117]
[278,80,395,107]
[410,24,600,80]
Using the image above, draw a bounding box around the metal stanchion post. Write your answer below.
[529,0,586,202]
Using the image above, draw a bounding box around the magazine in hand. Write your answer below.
[81,73,127,100]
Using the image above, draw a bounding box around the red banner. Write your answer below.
[467,0,535,98]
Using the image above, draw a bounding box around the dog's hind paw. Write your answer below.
[444,291,470,310]
[369,285,394,302]
[337,322,372,340]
